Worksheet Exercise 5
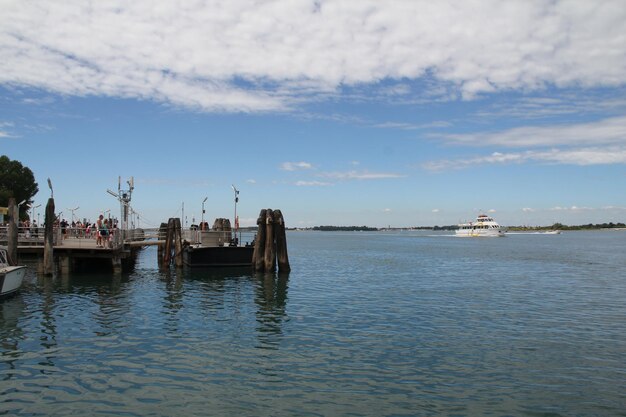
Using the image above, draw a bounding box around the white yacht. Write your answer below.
[0,248,26,297]
[456,214,506,237]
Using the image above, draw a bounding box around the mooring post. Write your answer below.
[6,198,18,266]
[174,217,183,268]
[273,209,290,272]
[157,222,167,267]
[253,209,267,271]
[43,197,55,275]
[164,218,176,266]
[264,209,276,272]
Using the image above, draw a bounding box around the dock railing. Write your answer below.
[1,226,255,249]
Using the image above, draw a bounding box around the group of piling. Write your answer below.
[159,218,183,268]
[252,209,290,273]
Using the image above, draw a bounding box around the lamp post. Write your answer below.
[107,176,133,230]
[17,199,26,222]
[201,197,207,229]
[67,206,79,224]
[31,204,41,221]
[231,185,239,236]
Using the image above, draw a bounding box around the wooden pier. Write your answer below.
[3,197,289,274]
[12,230,150,273]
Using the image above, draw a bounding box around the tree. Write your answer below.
[0,155,39,220]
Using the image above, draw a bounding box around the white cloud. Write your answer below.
[549,205,593,211]
[423,146,626,171]
[294,180,331,187]
[522,207,535,212]
[383,208,392,213]
[434,115,626,148]
[1,1,625,112]
[280,161,313,171]
[432,208,440,213]
[0,121,14,138]
[245,179,256,184]
[319,170,405,180]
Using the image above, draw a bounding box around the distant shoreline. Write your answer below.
[286,222,626,232]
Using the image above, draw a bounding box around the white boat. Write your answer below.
[456,214,506,237]
[0,248,26,297]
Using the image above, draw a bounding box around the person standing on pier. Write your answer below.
[101,219,110,248]
[96,214,104,248]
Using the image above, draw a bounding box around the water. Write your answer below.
[2,231,625,416]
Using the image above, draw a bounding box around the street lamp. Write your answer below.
[201,197,208,229]
[31,204,41,223]
[47,178,53,198]
[231,185,239,235]
[107,176,133,230]
[17,199,26,221]
[67,206,79,223]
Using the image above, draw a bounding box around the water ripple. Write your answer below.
[1,233,625,416]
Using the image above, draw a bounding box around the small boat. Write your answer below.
[456,214,506,237]
[0,248,27,297]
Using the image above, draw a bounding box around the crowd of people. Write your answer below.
[2,213,118,248]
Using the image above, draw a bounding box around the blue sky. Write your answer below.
[2,1,626,228]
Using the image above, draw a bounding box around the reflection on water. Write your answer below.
[1,233,625,416]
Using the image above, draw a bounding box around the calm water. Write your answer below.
[1,231,625,416]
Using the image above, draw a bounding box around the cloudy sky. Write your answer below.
[2,0,626,227]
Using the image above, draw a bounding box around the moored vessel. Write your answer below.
[456,214,506,237]
[0,247,27,297]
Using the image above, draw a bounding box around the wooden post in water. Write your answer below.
[264,209,276,272]
[253,209,267,271]
[163,218,174,266]
[6,198,18,266]
[273,209,290,272]
[173,217,183,268]
[161,218,183,267]
[157,222,167,267]
[43,198,55,275]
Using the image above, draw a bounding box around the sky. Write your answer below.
[1,0,626,228]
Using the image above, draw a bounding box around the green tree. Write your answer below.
[0,155,39,219]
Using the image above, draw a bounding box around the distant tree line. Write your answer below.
[508,222,626,231]
[312,225,378,231]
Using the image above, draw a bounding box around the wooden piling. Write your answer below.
[173,217,183,268]
[264,209,276,272]
[273,209,290,272]
[43,198,55,275]
[6,198,18,266]
[157,222,167,267]
[163,218,174,266]
[161,218,183,268]
[253,209,267,271]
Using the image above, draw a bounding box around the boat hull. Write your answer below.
[183,246,254,267]
[455,229,506,237]
[0,266,26,297]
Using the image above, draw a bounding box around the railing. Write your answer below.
[0,226,257,249]
[0,226,59,246]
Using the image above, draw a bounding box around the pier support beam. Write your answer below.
[59,255,71,274]
[112,256,122,274]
